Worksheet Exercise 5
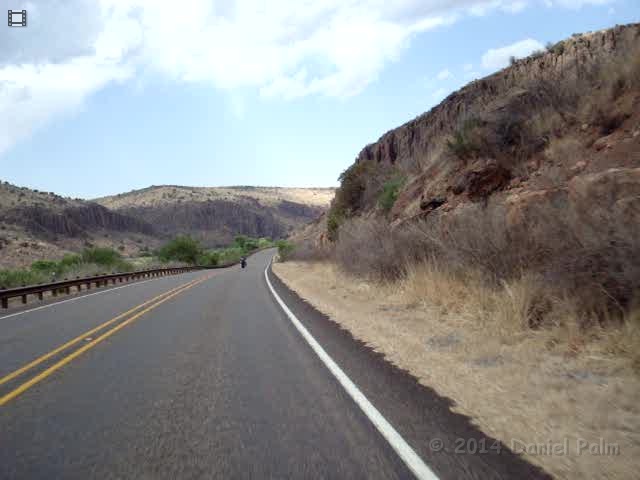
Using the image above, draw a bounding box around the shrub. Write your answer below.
[335,217,425,281]
[378,176,406,213]
[31,260,59,273]
[530,49,545,60]
[593,109,627,135]
[276,240,295,261]
[257,237,274,249]
[447,118,483,159]
[217,246,245,264]
[234,235,248,249]
[60,254,82,267]
[327,209,345,242]
[284,239,332,262]
[158,236,203,264]
[81,247,122,266]
[198,251,220,267]
[0,269,47,288]
[334,197,640,326]
[244,238,259,251]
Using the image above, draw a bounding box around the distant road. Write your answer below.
[0,249,548,479]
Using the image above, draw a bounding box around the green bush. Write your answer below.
[31,260,59,273]
[0,269,47,288]
[258,237,273,249]
[276,240,295,260]
[81,247,122,266]
[60,254,82,267]
[378,176,406,212]
[327,209,344,242]
[198,251,220,267]
[244,238,259,251]
[234,235,248,249]
[158,236,203,264]
[217,246,245,264]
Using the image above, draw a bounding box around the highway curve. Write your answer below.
[0,249,549,479]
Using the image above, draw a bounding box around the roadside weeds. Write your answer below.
[273,260,640,480]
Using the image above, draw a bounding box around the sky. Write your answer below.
[0,0,638,199]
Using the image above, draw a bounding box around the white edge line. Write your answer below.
[264,258,438,480]
[0,274,185,321]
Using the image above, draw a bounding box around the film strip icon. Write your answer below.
[8,10,27,27]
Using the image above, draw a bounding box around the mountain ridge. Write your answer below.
[0,181,334,269]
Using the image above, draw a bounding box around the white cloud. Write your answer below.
[436,69,453,81]
[463,63,474,71]
[0,0,620,156]
[545,0,614,7]
[481,38,545,70]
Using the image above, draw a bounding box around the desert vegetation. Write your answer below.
[0,235,276,289]
[315,30,640,343]
[0,247,136,289]
[275,27,640,477]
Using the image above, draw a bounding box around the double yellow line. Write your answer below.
[0,274,212,406]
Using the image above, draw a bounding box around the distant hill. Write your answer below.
[0,182,334,269]
[94,185,334,246]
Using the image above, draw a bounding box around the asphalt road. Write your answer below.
[0,249,550,479]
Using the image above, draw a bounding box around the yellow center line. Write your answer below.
[0,275,207,391]
[0,273,213,407]
[0,278,201,389]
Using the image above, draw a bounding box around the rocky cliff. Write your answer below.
[329,23,640,232]
[95,185,333,248]
[5,203,155,240]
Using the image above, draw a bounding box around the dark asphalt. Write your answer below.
[0,249,550,479]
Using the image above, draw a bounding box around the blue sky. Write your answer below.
[0,0,638,199]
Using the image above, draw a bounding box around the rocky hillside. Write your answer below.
[0,182,160,268]
[321,23,639,315]
[95,186,334,246]
[327,23,639,239]
[0,182,333,269]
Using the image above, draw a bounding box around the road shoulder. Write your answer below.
[268,261,551,480]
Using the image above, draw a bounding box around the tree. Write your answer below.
[158,236,203,264]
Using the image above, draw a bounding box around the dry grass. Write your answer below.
[274,260,640,479]
[331,193,640,327]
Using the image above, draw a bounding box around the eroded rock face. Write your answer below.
[454,161,512,201]
[354,25,640,175]
[4,203,154,240]
[277,200,325,220]
[117,200,289,246]
[327,23,640,247]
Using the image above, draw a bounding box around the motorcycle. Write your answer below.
[241,258,247,269]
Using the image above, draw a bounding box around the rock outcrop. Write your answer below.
[3,203,154,240]
[329,23,640,240]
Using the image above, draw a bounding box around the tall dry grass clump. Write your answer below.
[324,193,640,356]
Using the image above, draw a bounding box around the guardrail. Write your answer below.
[0,266,210,309]
[0,247,276,310]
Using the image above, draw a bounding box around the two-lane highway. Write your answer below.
[1,249,550,479]
[0,250,414,479]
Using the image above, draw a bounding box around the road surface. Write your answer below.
[0,249,549,479]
